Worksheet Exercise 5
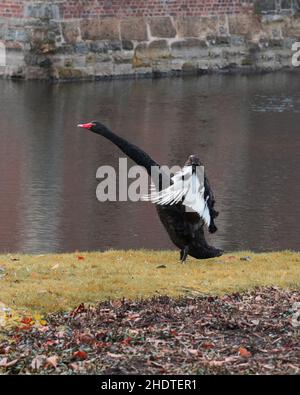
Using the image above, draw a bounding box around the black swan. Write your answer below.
[78,122,223,262]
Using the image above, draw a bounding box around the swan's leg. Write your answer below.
[180,246,189,264]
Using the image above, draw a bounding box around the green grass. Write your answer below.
[0,250,299,314]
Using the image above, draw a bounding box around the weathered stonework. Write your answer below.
[0,1,300,81]
[120,18,148,41]
[149,17,177,38]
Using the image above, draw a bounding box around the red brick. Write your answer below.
[0,1,253,19]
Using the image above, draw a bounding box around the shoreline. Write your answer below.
[1,66,300,84]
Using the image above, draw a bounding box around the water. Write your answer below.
[0,73,299,254]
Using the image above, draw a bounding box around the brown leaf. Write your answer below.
[107,352,124,359]
[202,342,215,349]
[31,355,46,370]
[78,333,95,345]
[127,313,140,321]
[73,350,88,360]
[69,363,80,372]
[0,357,18,367]
[187,349,199,356]
[70,303,85,317]
[45,356,59,369]
[239,347,252,358]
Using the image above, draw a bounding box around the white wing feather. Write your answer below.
[142,166,211,227]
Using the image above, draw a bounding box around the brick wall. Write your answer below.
[0,1,24,17]
[1,1,300,19]
[60,1,247,18]
[0,0,250,19]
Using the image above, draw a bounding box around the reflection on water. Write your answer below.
[0,73,299,254]
[251,95,299,113]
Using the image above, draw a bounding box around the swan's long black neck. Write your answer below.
[92,126,159,177]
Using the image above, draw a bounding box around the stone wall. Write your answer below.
[0,1,300,80]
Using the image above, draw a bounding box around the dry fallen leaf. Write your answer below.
[187,349,199,356]
[239,347,252,358]
[45,356,59,369]
[202,342,215,349]
[107,352,124,359]
[31,355,46,370]
[69,363,80,372]
[73,350,88,360]
[0,357,19,367]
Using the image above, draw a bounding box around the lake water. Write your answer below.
[0,73,299,254]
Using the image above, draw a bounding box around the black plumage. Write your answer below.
[78,122,223,262]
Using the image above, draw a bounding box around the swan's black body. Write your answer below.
[79,122,223,261]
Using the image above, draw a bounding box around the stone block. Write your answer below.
[148,17,176,38]
[5,28,28,42]
[268,38,284,47]
[80,19,98,41]
[171,39,208,59]
[175,16,218,39]
[107,40,122,51]
[282,15,300,38]
[4,41,23,50]
[61,21,80,45]
[215,36,231,46]
[56,44,74,55]
[113,62,134,75]
[80,18,119,41]
[75,42,89,55]
[94,61,114,77]
[283,37,298,48]
[99,18,120,40]
[133,40,170,68]
[254,0,276,14]
[121,17,148,41]
[228,14,262,39]
[261,20,284,39]
[90,41,109,53]
[281,0,293,10]
[122,40,134,51]
[55,67,87,80]
[133,42,150,67]
[113,53,132,65]
[148,40,171,59]
[24,3,60,20]
[231,35,246,46]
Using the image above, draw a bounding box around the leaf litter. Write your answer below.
[0,287,299,375]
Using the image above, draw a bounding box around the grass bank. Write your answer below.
[0,250,299,314]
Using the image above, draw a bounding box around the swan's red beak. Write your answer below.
[78,123,93,130]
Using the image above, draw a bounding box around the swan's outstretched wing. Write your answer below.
[142,166,211,227]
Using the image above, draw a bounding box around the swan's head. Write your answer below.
[77,121,108,134]
[185,155,202,174]
[185,155,201,167]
